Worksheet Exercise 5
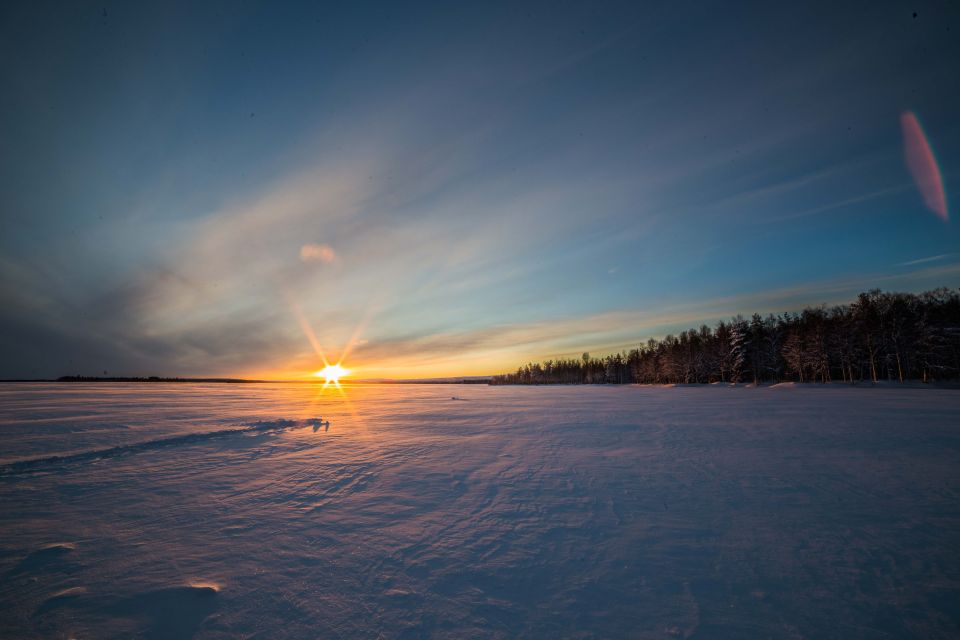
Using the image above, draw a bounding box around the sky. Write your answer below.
[1,0,959,380]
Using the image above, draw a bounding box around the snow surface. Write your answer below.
[1,382,959,638]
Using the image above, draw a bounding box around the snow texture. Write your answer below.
[1,382,959,638]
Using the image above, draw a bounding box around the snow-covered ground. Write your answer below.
[1,382,958,638]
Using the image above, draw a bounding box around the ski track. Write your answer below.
[0,383,958,638]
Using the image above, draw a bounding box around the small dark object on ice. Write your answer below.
[309,418,331,432]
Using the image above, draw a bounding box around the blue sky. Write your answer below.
[1,0,958,378]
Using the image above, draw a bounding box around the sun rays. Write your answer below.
[285,294,374,437]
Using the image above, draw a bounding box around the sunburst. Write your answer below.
[315,363,350,384]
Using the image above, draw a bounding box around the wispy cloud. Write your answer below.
[898,254,955,267]
[764,184,914,223]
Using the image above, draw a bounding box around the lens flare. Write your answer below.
[901,111,948,221]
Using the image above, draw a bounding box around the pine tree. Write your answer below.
[729,316,749,383]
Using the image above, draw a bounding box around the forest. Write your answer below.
[491,288,960,385]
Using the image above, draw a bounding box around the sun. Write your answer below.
[315,363,350,383]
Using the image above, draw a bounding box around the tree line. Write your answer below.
[490,288,960,385]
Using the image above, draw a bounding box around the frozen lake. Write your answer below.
[1,382,959,638]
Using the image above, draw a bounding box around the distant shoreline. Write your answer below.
[0,376,494,385]
[0,378,956,389]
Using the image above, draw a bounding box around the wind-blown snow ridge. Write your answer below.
[0,419,306,476]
